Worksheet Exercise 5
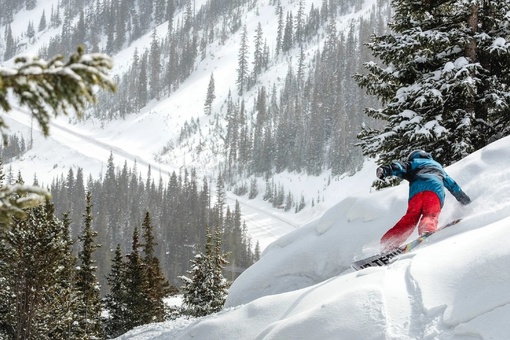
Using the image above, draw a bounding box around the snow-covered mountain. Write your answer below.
[3,0,389,252]
[117,134,510,340]
[6,0,510,338]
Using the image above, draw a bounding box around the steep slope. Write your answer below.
[118,136,510,339]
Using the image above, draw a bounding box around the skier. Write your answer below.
[376,150,471,252]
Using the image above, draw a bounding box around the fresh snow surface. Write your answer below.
[117,136,510,340]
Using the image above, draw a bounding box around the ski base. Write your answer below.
[351,218,462,271]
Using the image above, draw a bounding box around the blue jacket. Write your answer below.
[381,152,470,207]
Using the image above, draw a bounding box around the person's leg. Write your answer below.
[417,191,441,235]
[380,193,423,252]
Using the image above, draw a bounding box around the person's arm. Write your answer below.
[443,172,471,205]
[376,161,410,180]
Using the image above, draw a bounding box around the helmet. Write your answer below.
[407,150,431,161]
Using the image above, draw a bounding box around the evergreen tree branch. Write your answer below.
[0,45,116,137]
[0,47,114,229]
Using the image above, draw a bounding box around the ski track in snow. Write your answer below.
[8,109,160,172]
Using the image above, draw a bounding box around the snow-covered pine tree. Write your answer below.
[48,212,81,339]
[180,227,229,317]
[355,0,510,166]
[0,193,78,339]
[211,227,229,310]
[74,191,104,339]
[0,46,114,137]
[252,22,265,81]
[149,29,161,100]
[104,245,129,338]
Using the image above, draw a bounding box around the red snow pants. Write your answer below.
[380,191,441,252]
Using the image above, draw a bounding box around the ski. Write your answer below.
[351,218,462,271]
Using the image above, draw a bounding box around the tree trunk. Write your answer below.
[465,3,478,62]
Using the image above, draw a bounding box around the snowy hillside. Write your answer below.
[3,0,382,180]
[3,0,389,254]
[118,136,510,339]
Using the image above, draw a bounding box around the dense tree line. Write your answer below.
[0,161,245,338]
[90,0,257,119]
[0,168,108,339]
[0,0,254,118]
[223,4,389,178]
[0,181,182,339]
[49,153,257,290]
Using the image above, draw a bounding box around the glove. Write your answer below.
[456,191,471,205]
[376,166,389,180]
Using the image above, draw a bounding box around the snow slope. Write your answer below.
[118,136,510,339]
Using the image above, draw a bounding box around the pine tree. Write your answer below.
[282,11,293,52]
[0,197,78,339]
[104,245,129,338]
[355,0,510,166]
[149,29,161,100]
[124,226,149,328]
[252,23,264,80]
[105,1,116,53]
[53,213,80,340]
[275,4,284,55]
[138,52,149,108]
[38,9,47,32]
[115,0,127,51]
[204,72,216,115]
[165,0,175,27]
[214,173,226,227]
[26,21,35,39]
[141,211,177,322]
[180,227,229,317]
[75,191,104,339]
[3,24,15,60]
[128,48,140,111]
[248,177,258,199]
[236,25,249,95]
[184,0,193,31]
[295,0,305,45]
